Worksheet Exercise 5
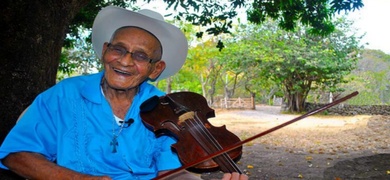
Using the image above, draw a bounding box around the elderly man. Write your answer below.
[0,6,247,180]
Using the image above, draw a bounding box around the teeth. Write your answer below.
[114,68,130,75]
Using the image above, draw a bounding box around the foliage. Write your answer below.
[151,22,207,94]
[181,39,225,104]
[146,17,366,110]
[163,0,363,44]
[272,19,361,112]
[59,28,102,80]
[207,27,282,104]
[59,0,138,76]
[65,0,137,48]
[247,0,363,36]
[342,49,390,105]
[212,17,363,112]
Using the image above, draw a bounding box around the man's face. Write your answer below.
[101,27,165,90]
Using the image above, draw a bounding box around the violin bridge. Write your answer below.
[178,111,195,125]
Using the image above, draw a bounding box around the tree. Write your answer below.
[210,17,362,112]
[343,49,390,105]
[247,0,364,36]
[222,23,281,103]
[183,39,224,105]
[258,18,363,112]
[0,0,94,178]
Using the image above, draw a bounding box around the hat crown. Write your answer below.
[138,9,164,21]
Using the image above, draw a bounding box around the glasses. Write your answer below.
[105,43,157,64]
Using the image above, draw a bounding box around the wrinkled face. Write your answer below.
[101,27,165,90]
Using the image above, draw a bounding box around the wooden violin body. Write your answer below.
[140,92,242,172]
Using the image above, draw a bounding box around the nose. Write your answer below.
[117,52,135,66]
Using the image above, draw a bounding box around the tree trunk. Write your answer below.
[285,91,306,113]
[250,92,256,110]
[208,77,216,106]
[165,77,172,93]
[0,0,89,156]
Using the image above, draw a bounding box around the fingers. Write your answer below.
[222,173,232,180]
[222,173,248,180]
[239,173,249,180]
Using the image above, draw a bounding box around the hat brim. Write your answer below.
[92,6,188,81]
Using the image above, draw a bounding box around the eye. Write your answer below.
[111,45,126,54]
[132,51,149,62]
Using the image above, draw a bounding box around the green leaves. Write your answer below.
[226,16,362,111]
[248,0,362,36]
[330,0,364,13]
[66,0,363,54]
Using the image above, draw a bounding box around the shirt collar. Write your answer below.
[81,71,105,104]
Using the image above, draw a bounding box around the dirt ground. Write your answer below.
[198,105,390,180]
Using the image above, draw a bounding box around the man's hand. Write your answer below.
[2,152,112,180]
[222,172,248,180]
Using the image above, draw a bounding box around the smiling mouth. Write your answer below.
[113,68,132,75]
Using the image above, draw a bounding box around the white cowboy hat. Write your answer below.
[92,6,188,81]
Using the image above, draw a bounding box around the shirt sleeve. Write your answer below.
[154,135,182,172]
[0,92,58,169]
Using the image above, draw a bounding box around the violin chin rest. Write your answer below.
[140,95,159,112]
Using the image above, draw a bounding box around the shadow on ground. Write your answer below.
[200,153,390,180]
[324,153,390,180]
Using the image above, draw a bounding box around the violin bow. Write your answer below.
[155,91,359,179]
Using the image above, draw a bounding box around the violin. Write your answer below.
[140,91,359,179]
[140,92,243,173]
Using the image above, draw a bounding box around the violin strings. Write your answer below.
[193,117,241,173]
[166,94,240,172]
[185,119,232,172]
[188,117,240,173]
[184,113,241,173]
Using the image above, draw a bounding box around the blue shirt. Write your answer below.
[0,72,182,179]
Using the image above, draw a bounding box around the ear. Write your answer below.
[148,60,166,80]
[102,42,109,57]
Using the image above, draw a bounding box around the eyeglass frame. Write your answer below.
[104,43,160,64]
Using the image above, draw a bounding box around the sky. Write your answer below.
[346,0,390,54]
[140,0,390,54]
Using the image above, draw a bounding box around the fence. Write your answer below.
[215,97,255,109]
[305,102,390,115]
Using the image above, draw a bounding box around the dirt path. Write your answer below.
[198,105,390,179]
